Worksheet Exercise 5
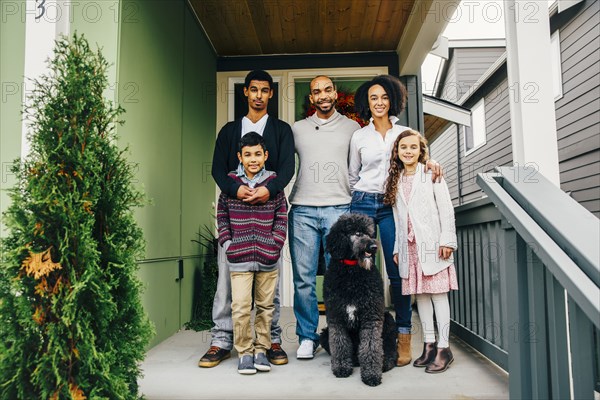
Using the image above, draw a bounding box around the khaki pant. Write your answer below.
[230,269,279,357]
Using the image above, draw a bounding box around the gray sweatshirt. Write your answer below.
[289,111,361,206]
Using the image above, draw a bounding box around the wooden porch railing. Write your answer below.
[447,166,599,399]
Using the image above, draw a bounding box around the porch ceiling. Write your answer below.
[189,0,416,56]
[424,114,451,142]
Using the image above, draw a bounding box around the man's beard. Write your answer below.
[314,99,337,114]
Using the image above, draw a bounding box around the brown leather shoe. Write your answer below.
[413,342,437,367]
[198,346,231,368]
[267,343,288,365]
[396,333,412,367]
[425,347,454,373]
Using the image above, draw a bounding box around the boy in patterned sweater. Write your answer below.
[217,132,288,375]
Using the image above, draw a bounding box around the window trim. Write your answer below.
[551,29,563,101]
[464,98,487,156]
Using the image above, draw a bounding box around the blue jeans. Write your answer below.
[350,191,412,334]
[289,204,350,343]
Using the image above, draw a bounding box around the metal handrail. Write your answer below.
[477,167,599,328]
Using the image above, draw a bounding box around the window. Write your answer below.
[464,99,486,155]
[551,30,563,100]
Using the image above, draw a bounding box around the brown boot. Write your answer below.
[396,333,412,367]
[413,342,437,367]
[425,347,454,373]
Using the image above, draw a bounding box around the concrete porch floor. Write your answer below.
[139,307,508,400]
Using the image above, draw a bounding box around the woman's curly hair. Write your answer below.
[383,129,430,206]
[355,75,408,121]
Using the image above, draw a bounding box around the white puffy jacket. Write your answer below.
[392,163,457,278]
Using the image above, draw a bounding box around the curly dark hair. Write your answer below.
[383,129,430,206]
[355,75,408,121]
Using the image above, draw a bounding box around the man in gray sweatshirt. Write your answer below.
[289,76,360,359]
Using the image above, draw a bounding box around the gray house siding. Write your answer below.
[438,47,505,103]
[430,78,513,206]
[430,124,460,206]
[460,77,513,204]
[454,47,506,95]
[555,0,600,217]
[430,4,598,213]
[440,54,458,102]
[431,60,513,206]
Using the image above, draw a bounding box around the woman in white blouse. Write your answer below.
[348,75,440,367]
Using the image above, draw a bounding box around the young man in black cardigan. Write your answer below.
[199,70,295,368]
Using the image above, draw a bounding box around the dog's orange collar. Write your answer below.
[340,259,358,266]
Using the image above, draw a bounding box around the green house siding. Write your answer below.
[1,0,216,349]
[117,0,217,347]
[179,7,218,327]
[0,1,26,238]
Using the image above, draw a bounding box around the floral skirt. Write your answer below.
[402,238,459,295]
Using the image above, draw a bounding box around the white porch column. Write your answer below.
[397,0,450,75]
[503,0,560,185]
[21,0,71,159]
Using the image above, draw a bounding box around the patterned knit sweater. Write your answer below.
[217,172,288,269]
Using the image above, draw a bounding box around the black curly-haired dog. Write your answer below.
[320,213,397,387]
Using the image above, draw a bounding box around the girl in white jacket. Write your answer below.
[384,129,458,374]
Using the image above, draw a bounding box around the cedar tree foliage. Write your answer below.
[0,34,153,399]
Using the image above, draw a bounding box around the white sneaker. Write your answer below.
[297,340,317,359]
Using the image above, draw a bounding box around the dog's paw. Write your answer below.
[361,372,382,387]
[382,358,396,372]
[332,366,353,378]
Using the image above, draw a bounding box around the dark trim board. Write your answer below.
[550,0,587,33]
[217,51,400,76]
[455,198,502,227]
[401,75,423,132]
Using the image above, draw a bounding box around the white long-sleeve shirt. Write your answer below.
[348,116,409,194]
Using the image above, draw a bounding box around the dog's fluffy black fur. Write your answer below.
[320,213,397,386]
